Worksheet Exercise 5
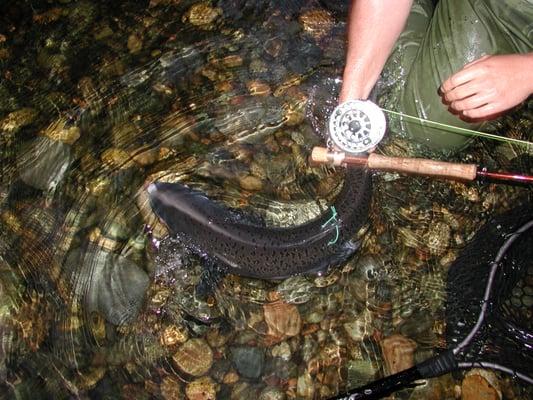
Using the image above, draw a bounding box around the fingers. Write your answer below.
[440,55,492,94]
[442,81,483,103]
[440,57,496,119]
[461,102,498,119]
[438,54,528,121]
[440,67,480,93]
[449,88,496,112]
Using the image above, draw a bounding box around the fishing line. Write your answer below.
[321,206,340,245]
[381,108,533,149]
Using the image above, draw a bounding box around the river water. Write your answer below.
[0,1,531,399]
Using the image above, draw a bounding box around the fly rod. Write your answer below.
[310,146,533,184]
[319,100,533,184]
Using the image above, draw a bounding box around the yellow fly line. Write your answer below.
[381,108,533,149]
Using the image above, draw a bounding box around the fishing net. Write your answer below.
[331,203,533,399]
[446,202,533,377]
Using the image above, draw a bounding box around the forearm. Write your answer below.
[340,0,413,101]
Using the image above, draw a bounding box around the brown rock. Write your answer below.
[0,48,10,60]
[183,3,222,30]
[101,148,136,169]
[185,376,217,400]
[246,80,271,96]
[161,325,189,347]
[173,338,213,377]
[41,119,81,145]
[263,301,302,341]
[239,175,263,192]
[221,55,243,68]
[127,33,143,54]
[1,108,38,133]
[160,376,182,400]
[299,9,334,40]
[461,370,501,400]
[223,371,239,384]
[380,334,417,375]
[131,147,160,166]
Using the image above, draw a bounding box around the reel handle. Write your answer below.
[311,147,478,182]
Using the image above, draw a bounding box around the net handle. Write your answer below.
[328,366,423,400]
[330,351,457,399]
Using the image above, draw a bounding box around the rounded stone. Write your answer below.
[160,376,182,400]
[185,376,217,400]
[173,338,213,377]
[161,325,189,347]
[259,386,286,400]
[299,9,334,39]
[239,175,263,192]
[230,346,265,380]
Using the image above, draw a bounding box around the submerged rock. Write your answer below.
[185,376,217,400]
[65,248,149,326]
[18,136,72,192]
[183,3,222,30]
[258,386,286,400]
[263,301,302,341]
[160,376,182,400]
[172,338,213,377]
[461,369,502,400]
[298,9,334,40]
[230,346,265,379]
[0,108,38,133]
[346,359,377,389]
[424,221,451,256]
[296,370,315,399]
[161,325,189,348]
[380,334,417,375]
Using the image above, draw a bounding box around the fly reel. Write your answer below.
[328,100,386,154]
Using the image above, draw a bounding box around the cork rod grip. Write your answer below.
[310,147,332,164]
[367,153,478,181]
[310,147,478,182]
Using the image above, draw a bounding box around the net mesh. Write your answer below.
[446,202,533,374]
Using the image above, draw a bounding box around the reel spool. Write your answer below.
[328,100,386,154]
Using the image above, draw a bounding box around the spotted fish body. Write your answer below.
[148,168,371,279]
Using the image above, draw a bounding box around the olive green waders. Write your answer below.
[380,0,533,152]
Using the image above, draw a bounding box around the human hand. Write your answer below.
[440,53,533,121]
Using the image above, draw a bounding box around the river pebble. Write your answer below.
[461,369,502,400]
[185,376,217,400]
[173,338,213,377]
[160,376,182,400]
[230,346,265,380]
[380,334,417,375]
[263,301,302,340]
[258,386,286,400]
[1,108,38,133]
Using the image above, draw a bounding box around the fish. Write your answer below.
[147,168,371,279]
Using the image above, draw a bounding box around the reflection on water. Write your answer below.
[0,0,531,399]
